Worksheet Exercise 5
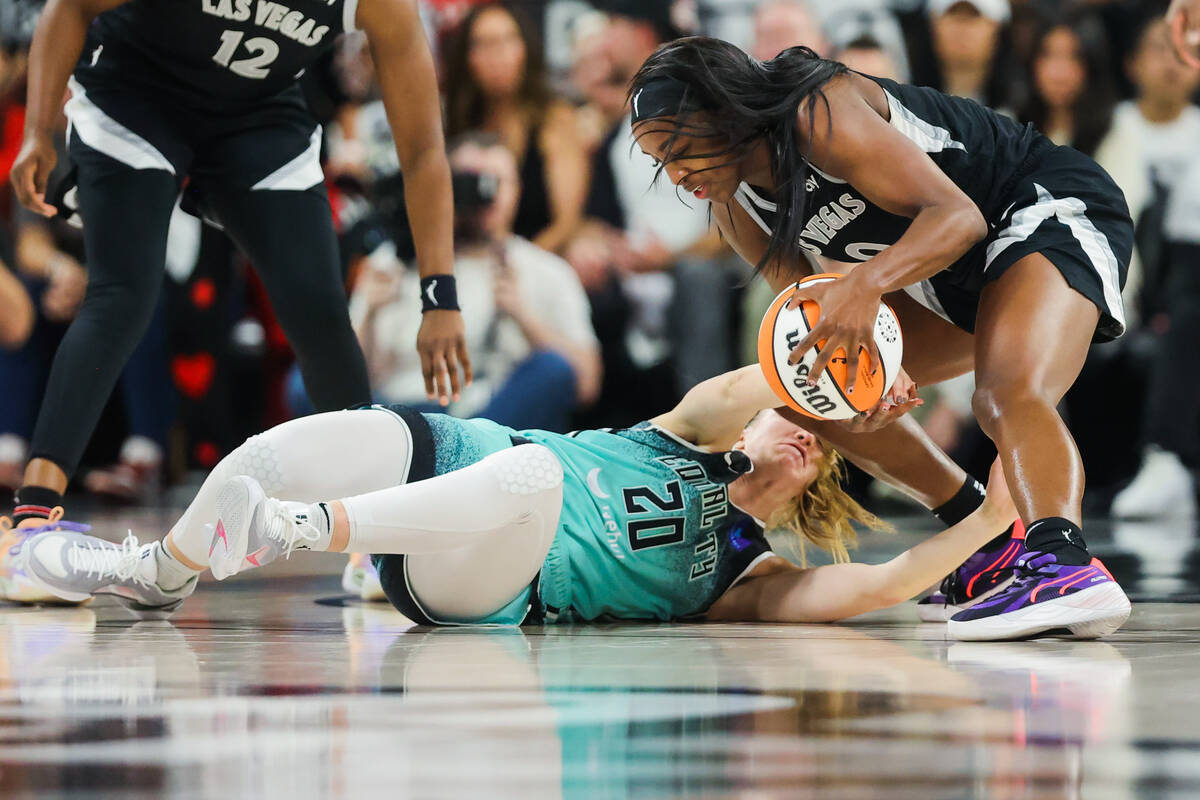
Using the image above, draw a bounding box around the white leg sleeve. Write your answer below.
[339,444,563,622]
[168,408,415,566]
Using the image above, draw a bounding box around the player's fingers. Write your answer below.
[844,347,861,394]
[807,342,835,384]
[435,354,452,406]
[420,348,436,400]
[783,282,807,309]
[457,338,474,386]
[788,327,822,366]
[866,342,882,378]
[443,344,463,402]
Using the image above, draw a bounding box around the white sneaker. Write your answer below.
[209,476,323,580]
[342,553,388,602]
[23,532,198,614]
[1112,447,1196,519]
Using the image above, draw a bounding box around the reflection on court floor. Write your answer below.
[1,509,1198,798]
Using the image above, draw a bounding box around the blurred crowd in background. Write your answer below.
[0,0,1196,521]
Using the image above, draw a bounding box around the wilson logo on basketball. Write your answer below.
[785,359,838,416]
[757,274,904,421]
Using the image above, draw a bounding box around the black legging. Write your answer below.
[29,145,370,478]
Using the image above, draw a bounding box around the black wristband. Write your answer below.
[419,275,459,312]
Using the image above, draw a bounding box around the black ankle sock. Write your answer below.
[931,476,986,528]
[13,486,64,525]
[1024,517,1090,565]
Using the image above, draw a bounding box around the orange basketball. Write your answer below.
[757,273,904,420]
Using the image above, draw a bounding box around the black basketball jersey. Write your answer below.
[734,76,1046,267]
[77,0,354,108]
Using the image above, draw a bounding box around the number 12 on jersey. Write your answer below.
[212,30,280,79]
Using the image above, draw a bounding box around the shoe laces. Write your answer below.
[261,499,321,559]
[1003,552,1060,593]
[66,531,151,585]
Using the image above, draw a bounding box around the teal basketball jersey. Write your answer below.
[421,413,775,623]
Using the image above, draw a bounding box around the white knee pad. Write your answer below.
[492,444,564,497]
[225,433,286,495]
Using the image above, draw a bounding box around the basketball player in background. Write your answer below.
[1168,0,1200,67]
[627,38,1134,639]
[0,0,470,602]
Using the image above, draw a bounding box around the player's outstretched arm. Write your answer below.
[708,459,1018,623]
[11,0,130,216]
[651,365,784,452]
[359,0,472,406]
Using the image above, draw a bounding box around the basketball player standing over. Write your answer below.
[1,0,470,594]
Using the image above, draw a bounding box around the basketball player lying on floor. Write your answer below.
[15,364,1127,640]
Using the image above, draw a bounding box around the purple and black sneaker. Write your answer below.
[0,510,93,603]
[917,519,1026,622]
[947,552,1130,641]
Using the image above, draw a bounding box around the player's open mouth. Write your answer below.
[779,441,807,466]
[691,184,709,200]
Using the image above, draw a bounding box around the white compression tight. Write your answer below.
[167,408,562,622]
[340,442,562,621]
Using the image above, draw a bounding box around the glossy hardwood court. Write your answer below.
[1,507,1197,799]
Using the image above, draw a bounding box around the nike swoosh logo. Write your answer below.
[586,468,610,499]
[244,545,270,567]
[425,279,438,307]
[209,520,230,558]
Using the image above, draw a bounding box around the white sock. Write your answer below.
[154,540,200,591]
[290,501,334,552]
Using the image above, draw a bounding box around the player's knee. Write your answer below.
[971,379,1052,433]
[492,444,564,498]
[222,431,287,495]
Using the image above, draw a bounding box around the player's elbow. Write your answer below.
[853,566,910,614]
[952,202,988,248]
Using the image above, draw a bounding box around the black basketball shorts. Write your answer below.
[63,74,324,197]
[918,143,1133,343]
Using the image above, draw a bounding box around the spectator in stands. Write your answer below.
[751,0,829,59]
[1109,13,1200,519]
[566,6,735,426]
[1017,9,1147,225]
[1112,158,1199,518]
[442,3,588,254]
[926,0,1014,108]
[834,33,904,81]
[1109,15,1200,209]
[0,234,35,491]
[342,134,600,433]
[0,240,33,355]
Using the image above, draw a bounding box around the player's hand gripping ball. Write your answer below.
[758,274,903,420]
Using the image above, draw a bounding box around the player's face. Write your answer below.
[736,410,825,501]
[633,120,746,205]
